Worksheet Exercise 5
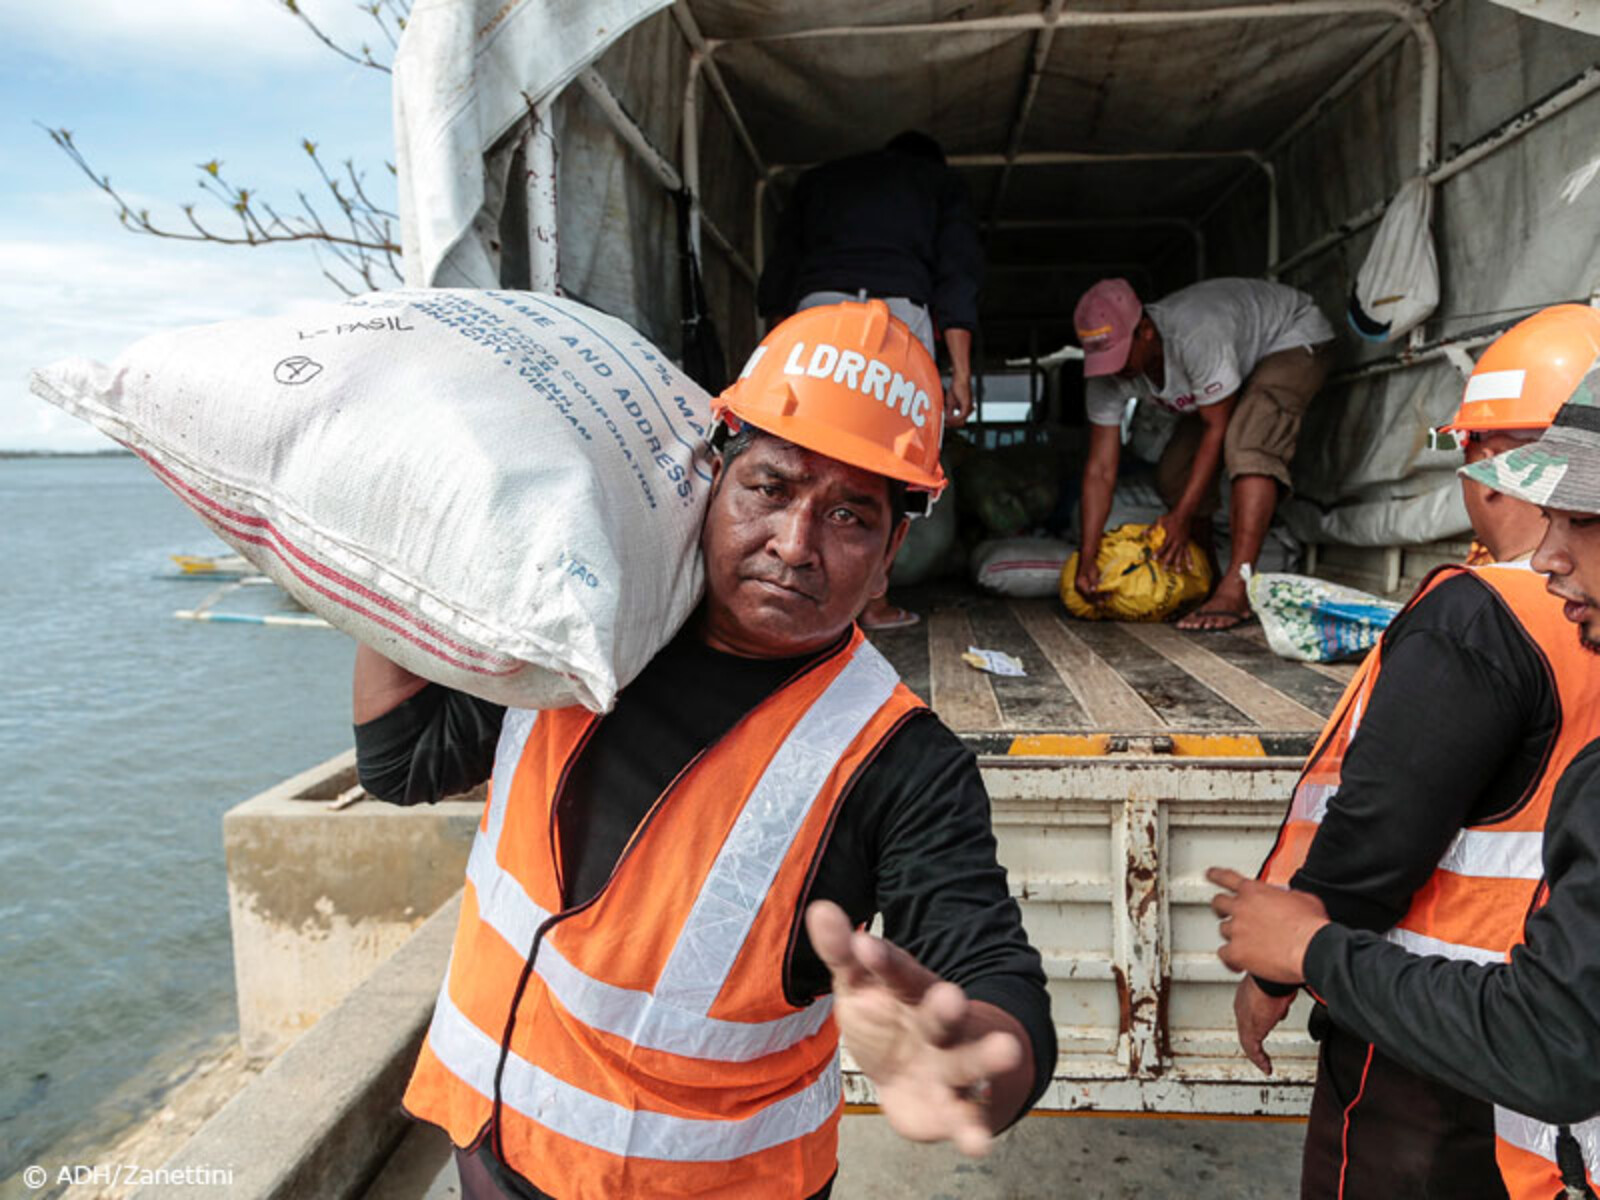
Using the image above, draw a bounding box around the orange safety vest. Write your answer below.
[404,630,924,1200]
[1261,562,1600,1199]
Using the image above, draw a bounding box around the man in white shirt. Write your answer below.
[1073,277,1335,629]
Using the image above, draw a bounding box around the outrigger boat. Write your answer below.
[166,555,331,629]
[169,553,255,580]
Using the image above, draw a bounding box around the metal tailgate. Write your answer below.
[862,596,1357,1116]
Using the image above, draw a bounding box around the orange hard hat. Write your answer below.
[714,299,947,498]
[1441,304,1600,435]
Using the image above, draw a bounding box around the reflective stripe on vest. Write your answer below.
[1495,1109,1600,1198]
[425,965,844,1161]
[1435,828,1545,881]
[1382,925,1504,966]
[404,632,923,1198]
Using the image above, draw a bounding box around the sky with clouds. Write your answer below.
[0,1,399,450]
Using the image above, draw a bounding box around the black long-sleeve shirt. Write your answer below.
[1305,738,1600,1125]
[1288,573,1557,928]
[1253,572,1557,1000]
[356,625,1054,1107]
[756,148,982,331]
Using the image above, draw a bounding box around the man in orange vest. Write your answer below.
[1227,305,1600,1200]
[1210,322,1600,1200]
[352,300,1053,1200]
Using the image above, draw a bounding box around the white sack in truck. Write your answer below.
[30,289,714,712]
[972,538,1075,597]
[1348,176,1438,343]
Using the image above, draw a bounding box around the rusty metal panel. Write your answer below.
[845,755,1315,1117]
[998,756,1314,1114]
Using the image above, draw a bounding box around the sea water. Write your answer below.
[0,455,358,1179]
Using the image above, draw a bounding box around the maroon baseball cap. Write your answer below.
[1075,278,1143,377]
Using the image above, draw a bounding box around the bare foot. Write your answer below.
[860,598,921,631]
[1176,574,1253,632]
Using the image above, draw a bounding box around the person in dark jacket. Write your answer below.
[1211,379,1600,1200]
[1232,308,1600,1200]
[758,130,980,428]
[757,131,982,631]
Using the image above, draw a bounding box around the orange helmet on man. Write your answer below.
[715,300,947,511]
[1440,304,1600,440]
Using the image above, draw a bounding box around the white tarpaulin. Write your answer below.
[1488,0,1600,37]
[393,0,669,289]
[1238,1,1600,544]
[391,0,1600,547]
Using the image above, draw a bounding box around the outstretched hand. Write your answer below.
[805,900,1025,1157]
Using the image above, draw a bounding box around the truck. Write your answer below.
[381,0,1600,1119]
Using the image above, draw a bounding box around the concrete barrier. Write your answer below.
[131,894,461,1200]
[224,750,481,1059]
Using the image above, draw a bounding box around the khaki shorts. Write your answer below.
[1155,340,1333,516]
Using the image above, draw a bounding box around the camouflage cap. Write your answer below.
[1461,358,1600,514]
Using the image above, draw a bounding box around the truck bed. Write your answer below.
[864,590,1352,1115]
[867,591,1354,750]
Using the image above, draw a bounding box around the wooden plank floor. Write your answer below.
[866,595,1356,752]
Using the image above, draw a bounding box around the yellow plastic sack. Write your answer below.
[1060,523,1213,622]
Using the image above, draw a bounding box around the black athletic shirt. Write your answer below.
[1306,738,1600,1125]
[355,625,1054,1198]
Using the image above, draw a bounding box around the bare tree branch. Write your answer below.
[276,0,391,73]
[42,122,403,290]
[42,3,410,294]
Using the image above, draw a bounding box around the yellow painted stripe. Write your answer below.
[1169,733,1266,758]
[1008,734,1112,757]
[1030,1109,1310,1124]
[1003,733,1264,757]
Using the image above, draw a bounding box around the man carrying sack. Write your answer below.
[353,300,1054,1200]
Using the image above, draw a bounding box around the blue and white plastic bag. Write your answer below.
[1246,569,1402,663]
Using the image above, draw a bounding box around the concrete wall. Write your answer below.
[133,897,460,1200]
[224,750,481,1060]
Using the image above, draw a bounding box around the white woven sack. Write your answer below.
[972,537,1075,597]
[31,289,714,711]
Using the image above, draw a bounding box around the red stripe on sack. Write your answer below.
[140,453,521,678]
[202,516,520,678]
[201,514,521,679]
[1336,1043,1377,1200]
[138,452,514,666]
